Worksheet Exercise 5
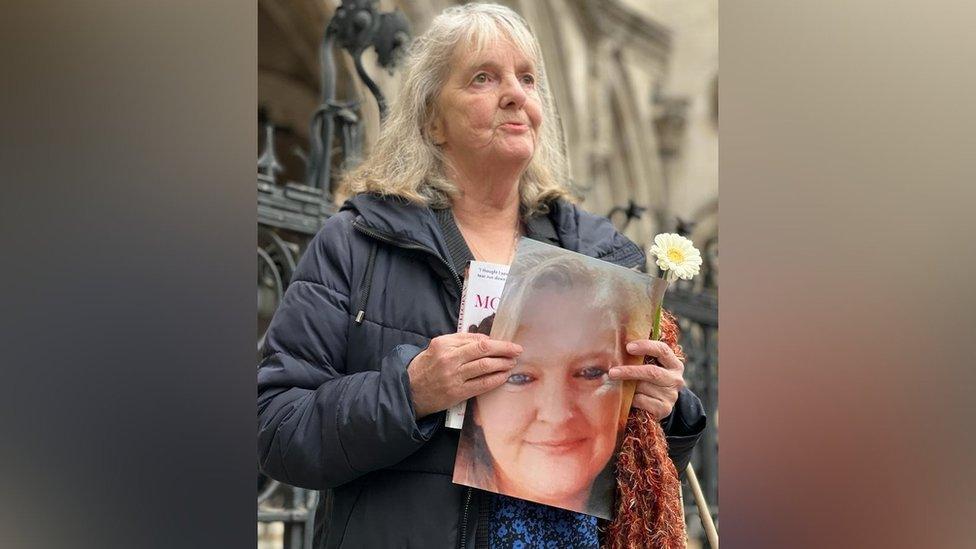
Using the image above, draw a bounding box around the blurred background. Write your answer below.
[256,0,717,547]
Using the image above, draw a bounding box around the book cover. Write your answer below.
[452,238,667,519]
[445,260,510,429]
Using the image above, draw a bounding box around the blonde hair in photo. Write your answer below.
[491,246,653,348]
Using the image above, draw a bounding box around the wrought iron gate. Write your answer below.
[665,242,719,542]
[257,2,410,547]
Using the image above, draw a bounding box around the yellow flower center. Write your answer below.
[667,248,685,263]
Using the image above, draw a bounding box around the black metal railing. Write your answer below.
[668,284,718,542]
[257,2,410,548]
[256,126,334,549]
[662,227,718,545]
[605,205,719,546]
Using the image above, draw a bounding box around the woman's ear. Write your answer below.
[429,122,444,146]
[427,110,446,146]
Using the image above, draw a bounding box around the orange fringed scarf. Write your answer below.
[602,310,686,548]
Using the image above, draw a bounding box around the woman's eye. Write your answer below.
[473,73,490,84]
[520,74,536,86]
[576,366,608,381]
[506,373,534,385]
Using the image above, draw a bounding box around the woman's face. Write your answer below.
[474,289,624,508]
[429,36,543,169]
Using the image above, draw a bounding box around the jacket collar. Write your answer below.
[431,207,563,276]
[341,193,644,270]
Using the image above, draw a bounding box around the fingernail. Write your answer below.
[626,342,638,353]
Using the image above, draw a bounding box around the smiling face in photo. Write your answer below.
[473,288,625,509]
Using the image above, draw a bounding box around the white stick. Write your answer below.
[686,464,718,549]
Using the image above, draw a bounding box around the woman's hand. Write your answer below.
[608,340,686,420]
[407,332,523,419]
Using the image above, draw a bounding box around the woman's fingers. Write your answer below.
[635,380,681,400]
[407,334,523,417]
[613,340,685,390]
[422,332,484,362]
[457,356,518,381]
[624,339,683,370]
[431,331,488,351]
[459,369,512,398]
[632,380,680,419]
[631,393,672,420]
[608,363,684,386]
[453,337,522,365]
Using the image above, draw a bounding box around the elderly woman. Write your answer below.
[257,4,705,548]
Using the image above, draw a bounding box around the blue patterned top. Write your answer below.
[486,492,599,548]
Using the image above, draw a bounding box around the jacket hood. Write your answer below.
[342,193,456,262]
[342,193,645,268]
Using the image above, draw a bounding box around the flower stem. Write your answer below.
[651,304,663,341]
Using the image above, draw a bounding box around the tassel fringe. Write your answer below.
[602,310,687,548]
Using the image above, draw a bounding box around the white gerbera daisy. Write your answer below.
[650,233,703,281]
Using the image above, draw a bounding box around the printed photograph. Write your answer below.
[453,238,665,519]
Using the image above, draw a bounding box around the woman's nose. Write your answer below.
[498,74,527,110]
[535,381,575,425]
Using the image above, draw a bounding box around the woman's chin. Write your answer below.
[526,484,588,510]
[489,142,535,165]
[501,474,589,509]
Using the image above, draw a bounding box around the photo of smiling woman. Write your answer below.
[453,239,660,519]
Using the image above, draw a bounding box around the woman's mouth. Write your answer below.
[499,122,529,133]
[526,437,587,455]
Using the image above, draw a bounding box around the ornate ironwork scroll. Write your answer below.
[257,124,332,549]
[607,199,648,232]
[307,0,410,192]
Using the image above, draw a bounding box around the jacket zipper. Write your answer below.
[354,220,472,548]
[352,221,462,289]
[354,242,378,324]
[459,486,473,549]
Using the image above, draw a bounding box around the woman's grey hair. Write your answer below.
[338,2,573,214]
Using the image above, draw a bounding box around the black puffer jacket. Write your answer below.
[257,193,706,548]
